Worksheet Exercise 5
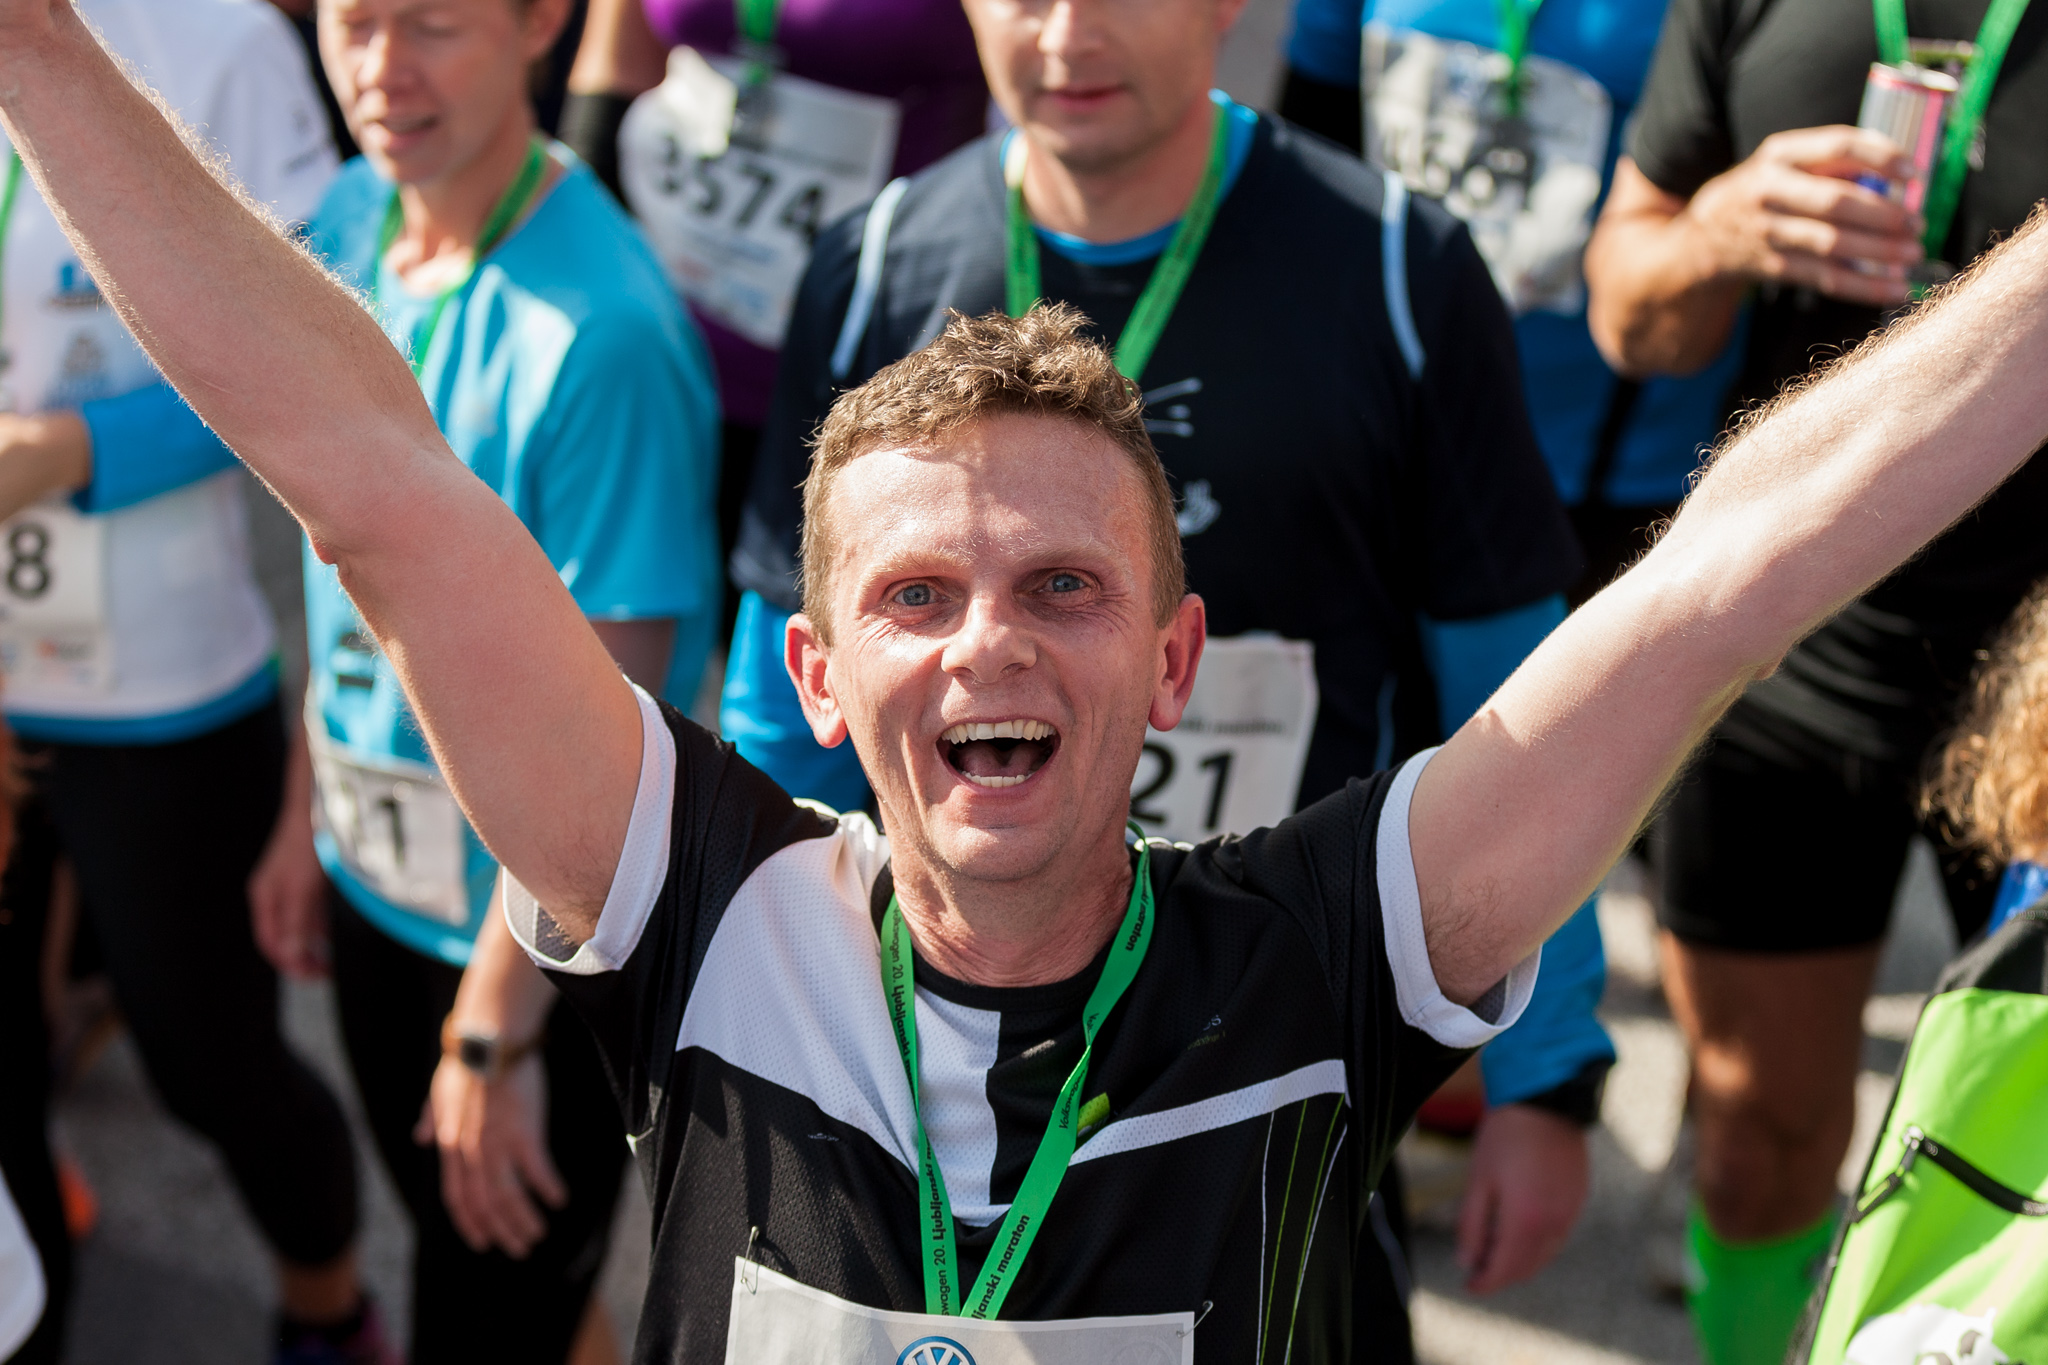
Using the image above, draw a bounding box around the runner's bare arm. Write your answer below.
[0,2,638,936]
[1414,209,2048,1006]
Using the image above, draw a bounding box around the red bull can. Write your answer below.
[1855,62,1957,214]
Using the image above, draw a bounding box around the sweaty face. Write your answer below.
[963,0,1243,176]
[806,414,1197,887]
[318,0,559,187]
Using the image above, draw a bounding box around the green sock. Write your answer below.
[1685,1203,1836,1365]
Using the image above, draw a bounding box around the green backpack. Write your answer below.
[1795,906,2048,1365]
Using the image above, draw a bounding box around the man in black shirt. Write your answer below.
[1584,0,2048,1358]
[6,8,2048,1361]
[723,2,1605,1320]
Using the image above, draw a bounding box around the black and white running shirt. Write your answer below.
[509,689,1535,1364]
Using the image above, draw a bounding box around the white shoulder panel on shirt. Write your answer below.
[1374,747,1541,1049]
[674,822,922,1172]
[504,683,677,977]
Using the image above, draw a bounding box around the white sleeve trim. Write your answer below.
[505,683,676,976]
[1374,747,1540,1049]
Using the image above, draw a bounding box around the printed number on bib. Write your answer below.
[0,497,110,693]
[1363,23,1611,315]
[1130,635,1317,843]
[308,727,469,927]
[725,1261,1193,1364]
[621,47,900,348]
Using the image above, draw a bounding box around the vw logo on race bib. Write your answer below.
[897,1338,975,1365]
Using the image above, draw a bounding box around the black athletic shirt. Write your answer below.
[734,116,1581,794]
[510,690,1532,1364]
[1629,0,2048,765]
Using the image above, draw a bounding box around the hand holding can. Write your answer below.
[1854,62,1956,217]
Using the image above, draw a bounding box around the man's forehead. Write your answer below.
[834,412,1135,493]
[826,416,1151,567]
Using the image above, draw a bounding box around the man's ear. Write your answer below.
[786,612,850,748]
[1148,594,1207,732]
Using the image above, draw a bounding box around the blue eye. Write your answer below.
[896,584,934,607]
[1047,573,1084,594]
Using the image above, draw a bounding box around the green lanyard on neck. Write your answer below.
[1004,101,1232,386]
[881,837,1157,1319]
[375,138,549,380]
[0,152,24,358]
[1872,0,2031,257]
[1497,0,1546,113]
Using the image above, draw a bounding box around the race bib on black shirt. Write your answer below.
[508,689,1537,1364]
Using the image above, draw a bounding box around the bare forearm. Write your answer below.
[0,9,435,549]
[1420,211,2048,1002]
[0,10,640,927]
[1584,209,1746,377]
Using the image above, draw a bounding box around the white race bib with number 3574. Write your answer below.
[308,725,470,927]
[621,47,900,349]
[1131,635,1318,844]
[0,497,111,694]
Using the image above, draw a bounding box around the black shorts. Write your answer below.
[1654,714,1997,952]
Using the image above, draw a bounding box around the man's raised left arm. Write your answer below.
[1411,210,2048,1005]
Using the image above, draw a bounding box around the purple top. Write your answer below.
[641,0,988,422]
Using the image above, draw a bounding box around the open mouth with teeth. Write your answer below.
[939,720,1059,789]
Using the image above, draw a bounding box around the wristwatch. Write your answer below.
[441,1015,542,1083]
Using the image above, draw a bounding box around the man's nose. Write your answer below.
[1038,0,1103,64]
[940,593,1037,683]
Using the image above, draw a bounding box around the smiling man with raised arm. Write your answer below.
[0,2,2045,1358]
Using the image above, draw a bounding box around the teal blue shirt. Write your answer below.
[303,150,720,964]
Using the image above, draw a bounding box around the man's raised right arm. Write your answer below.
[0,2,639,935]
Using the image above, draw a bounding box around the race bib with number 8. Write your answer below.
[309,725,470,927]
[0,497,111,694]
[1130,635,1318,844]
[621,47,900,349]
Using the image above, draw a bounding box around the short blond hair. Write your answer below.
[1926,578,2048,863]
[798,305,1185,642]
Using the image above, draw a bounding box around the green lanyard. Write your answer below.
[374,138,548,379]
[735,0,779,46]
[1497,0,1546,113]
[881,838,1157,1319]
[0,151,23,363]
[1004,102,1231,385]
[1873,0,2031,256]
